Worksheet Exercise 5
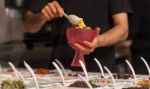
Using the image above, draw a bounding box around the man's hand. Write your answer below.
[73,27,100,55]
[41,1,64,21]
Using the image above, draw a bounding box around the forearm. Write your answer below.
[97,13,129,47]
[98,25,128,47]
[23,1,64,33]
[23,11,47,33]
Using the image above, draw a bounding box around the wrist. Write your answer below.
[38,13,48,23]
[24,11,47,33]
[97,35,106,47]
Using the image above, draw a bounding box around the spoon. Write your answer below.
[55,59,67,76]
[94,58,105,78]
[63,13,83,26]
[8,62,25,82]
[52,62,66,87]
[8,62,19,78]
[125,60,136,85]
[24,61,39,89]
[79,60,89,80]
[140,57,150,75]
[104,66,116,89]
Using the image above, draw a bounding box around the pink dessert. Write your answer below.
[66,27,96,67]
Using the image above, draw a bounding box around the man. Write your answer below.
[24,0,132,72]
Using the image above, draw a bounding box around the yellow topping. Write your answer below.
[86,27,91,29]
[77,18,86,28]
[76,18,91,30]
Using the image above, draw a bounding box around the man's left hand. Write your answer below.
[73,27,100,55]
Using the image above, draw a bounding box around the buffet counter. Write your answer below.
[0,67,149,89]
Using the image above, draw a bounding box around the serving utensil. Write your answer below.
[94,58,105,78]
[52,62,66,87]
[104,66,117,89]
[140,57,150,75]
[8,62,25,83]
[24,61,39,89]
[63,13,81,26]
[125,60,136,85]
[8,62,19,78]
[55,59,67,76]
[79,60,89,80]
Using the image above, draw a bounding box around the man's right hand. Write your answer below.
[41,1,64,21]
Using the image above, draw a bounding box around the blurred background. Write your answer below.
[0,0,148,74]
[0,0,53,68]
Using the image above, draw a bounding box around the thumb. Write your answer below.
[95,27,100,36]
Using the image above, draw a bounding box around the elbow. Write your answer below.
[23,23,34,33]
[23,11,42,33]
[23,21,40,33]
[123,30,128,40]
[122,25,129,41]
[23,23,30,33]
[24,26,38,33]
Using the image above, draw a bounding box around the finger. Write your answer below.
[26,11,33,16]
[95,27,100,36]
[53,1,64,17]
[74,43,93,54]
[45,6,55,18]
[74,43,84,51]
[41,9,50,20]
[83,41,96,49]
[48,3,58,16]
[83,28,100,49]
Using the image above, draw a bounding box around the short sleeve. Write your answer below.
[28,0,53,13]
[110,0,133,15]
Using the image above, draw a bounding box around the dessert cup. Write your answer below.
[66,27,96,67]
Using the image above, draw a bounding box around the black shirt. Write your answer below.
[129,0,150,74]
[130,0,150,55]
[28,0,131,72]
